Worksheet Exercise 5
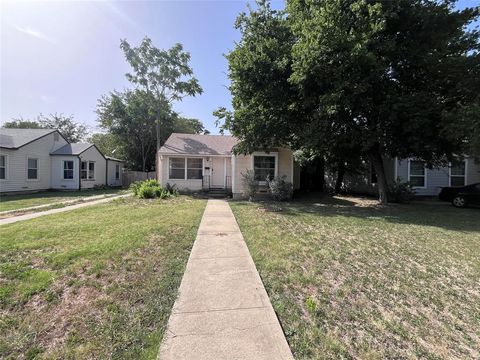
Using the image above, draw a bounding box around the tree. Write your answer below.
[4,113,88,143]
[88,133,122,158]
[3,120,43,129]
[218,0,480,203]
[120,37,203,171]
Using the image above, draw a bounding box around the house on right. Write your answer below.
[341,156,480,197]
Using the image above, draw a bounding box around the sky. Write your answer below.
[1,0,478,134]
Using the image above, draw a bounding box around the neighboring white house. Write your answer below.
[337,156,480,197]
[158,133,298,198]
[0,128,124,193]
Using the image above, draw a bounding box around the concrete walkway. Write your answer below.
[159,199,293,360]
[0,193,132,225]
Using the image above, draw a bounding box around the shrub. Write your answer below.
[267,175,293,201]
[241,169,258,201]
[165,183,179,196]
[388,179,415,203]
[129,181,142,196]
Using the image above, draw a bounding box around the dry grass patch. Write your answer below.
[230,195,480,360]
[0,196,206,359]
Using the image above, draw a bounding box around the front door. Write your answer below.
[211,157,225,188]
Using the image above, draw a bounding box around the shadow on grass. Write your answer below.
[232,192,480,233]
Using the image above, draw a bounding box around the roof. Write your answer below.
[159,133,238,156]
[0,128,57,149]
[106,155,124,162]
[51,143,93,155]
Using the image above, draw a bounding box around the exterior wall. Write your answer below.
[232,148,294,198]
[396,157,480,196]
[107,160,123,187]
[0,132,68,193]
[51,156,80,190]
[78,146,107,189]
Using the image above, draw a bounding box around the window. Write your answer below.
[27,158,38,180]
[409,160,426,187]
[63,160,74,179]
[169,158,186,179]
[81,161,95,180]
[253,155,276,181]
[115,164,120,180]
[187,158,203,179]
[450,160,466,187]
[0,155,6,180]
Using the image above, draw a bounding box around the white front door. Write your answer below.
[211,157,225,188]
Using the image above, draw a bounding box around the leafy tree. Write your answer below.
[120,37,203,161]
[219,0,480,203]
[173,115,210,135]
[3,120,43,129]
[88,132,123,158]
[5,113,88,143]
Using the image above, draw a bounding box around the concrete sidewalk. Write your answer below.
[159,199,293,360]
[0,193,132,225]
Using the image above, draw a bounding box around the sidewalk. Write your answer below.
[0,193,132,225]
[159,199,293,360]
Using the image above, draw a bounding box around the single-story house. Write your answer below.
[0,128,124,193]
[158,133,299,198]
[338,156,480,197]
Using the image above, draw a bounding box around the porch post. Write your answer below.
[223,157,227,188]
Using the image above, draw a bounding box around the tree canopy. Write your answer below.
[217,0,480,203]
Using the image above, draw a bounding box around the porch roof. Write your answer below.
[159,133,238,156]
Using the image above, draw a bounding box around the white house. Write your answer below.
[0,128,124,193]
[157,133,299,198]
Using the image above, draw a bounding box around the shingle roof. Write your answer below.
[159,133,238,156]
[106,155,124,162]
[51,143,93,155]
[0,128,57,149]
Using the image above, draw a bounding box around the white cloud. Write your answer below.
[13,25,56,44]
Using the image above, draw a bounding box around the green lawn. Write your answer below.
[0,188,126,212]
[230,195,480,360]
[0,196,207,359]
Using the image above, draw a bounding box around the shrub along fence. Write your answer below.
[123,171,156,187]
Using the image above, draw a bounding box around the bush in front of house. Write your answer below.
[241,169,258,201]
[130,179,178,199]
[267,175,293,201]
[388,179,415,203]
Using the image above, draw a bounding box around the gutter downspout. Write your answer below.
[77,155,81,190]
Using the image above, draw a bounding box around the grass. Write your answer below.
[0,188,126,212]
[230,195,480,360]
[0,196,207,359]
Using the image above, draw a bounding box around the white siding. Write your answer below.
[159,155,204,191]
[51,156,79,190]
[0,132,68,193]
[107,160,123,187]
[79,146,107,189]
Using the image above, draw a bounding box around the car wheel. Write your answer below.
[452,196,466,208]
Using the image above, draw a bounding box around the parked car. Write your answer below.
[438,183,480,208]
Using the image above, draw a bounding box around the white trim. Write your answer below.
[26,156,39,181]
[81,160,96,181]
[167,156,204,181]
[251,152,278,185]
[449,159,467,187]
[0,154,8,181]
[407,159,427,189]
[160,153,229,158]
[223,157,227,188]
[232,155,236,193]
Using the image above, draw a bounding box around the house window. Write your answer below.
[253,155,276,181]
[409,160,426,188]
[81,161,95,180]
[115,164,120,180]
[0,155,6,180]
[169,158,186,179]
[187,158,203,179]
[27,158,38,180]
[63,160,74,179]
[450,160,466,187]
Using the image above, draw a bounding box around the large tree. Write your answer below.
[120,37,203,172]
[4,113,88,143]
[218,0,480,203]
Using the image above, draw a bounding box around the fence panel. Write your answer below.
[122,171,155,187]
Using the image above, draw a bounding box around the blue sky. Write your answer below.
[1,0,478,134]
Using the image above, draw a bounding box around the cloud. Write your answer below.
[13,25,56,44]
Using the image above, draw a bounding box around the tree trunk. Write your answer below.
[368,145,388,204]
[334,161,346,194]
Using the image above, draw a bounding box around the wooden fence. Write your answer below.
[122,171,156,187]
